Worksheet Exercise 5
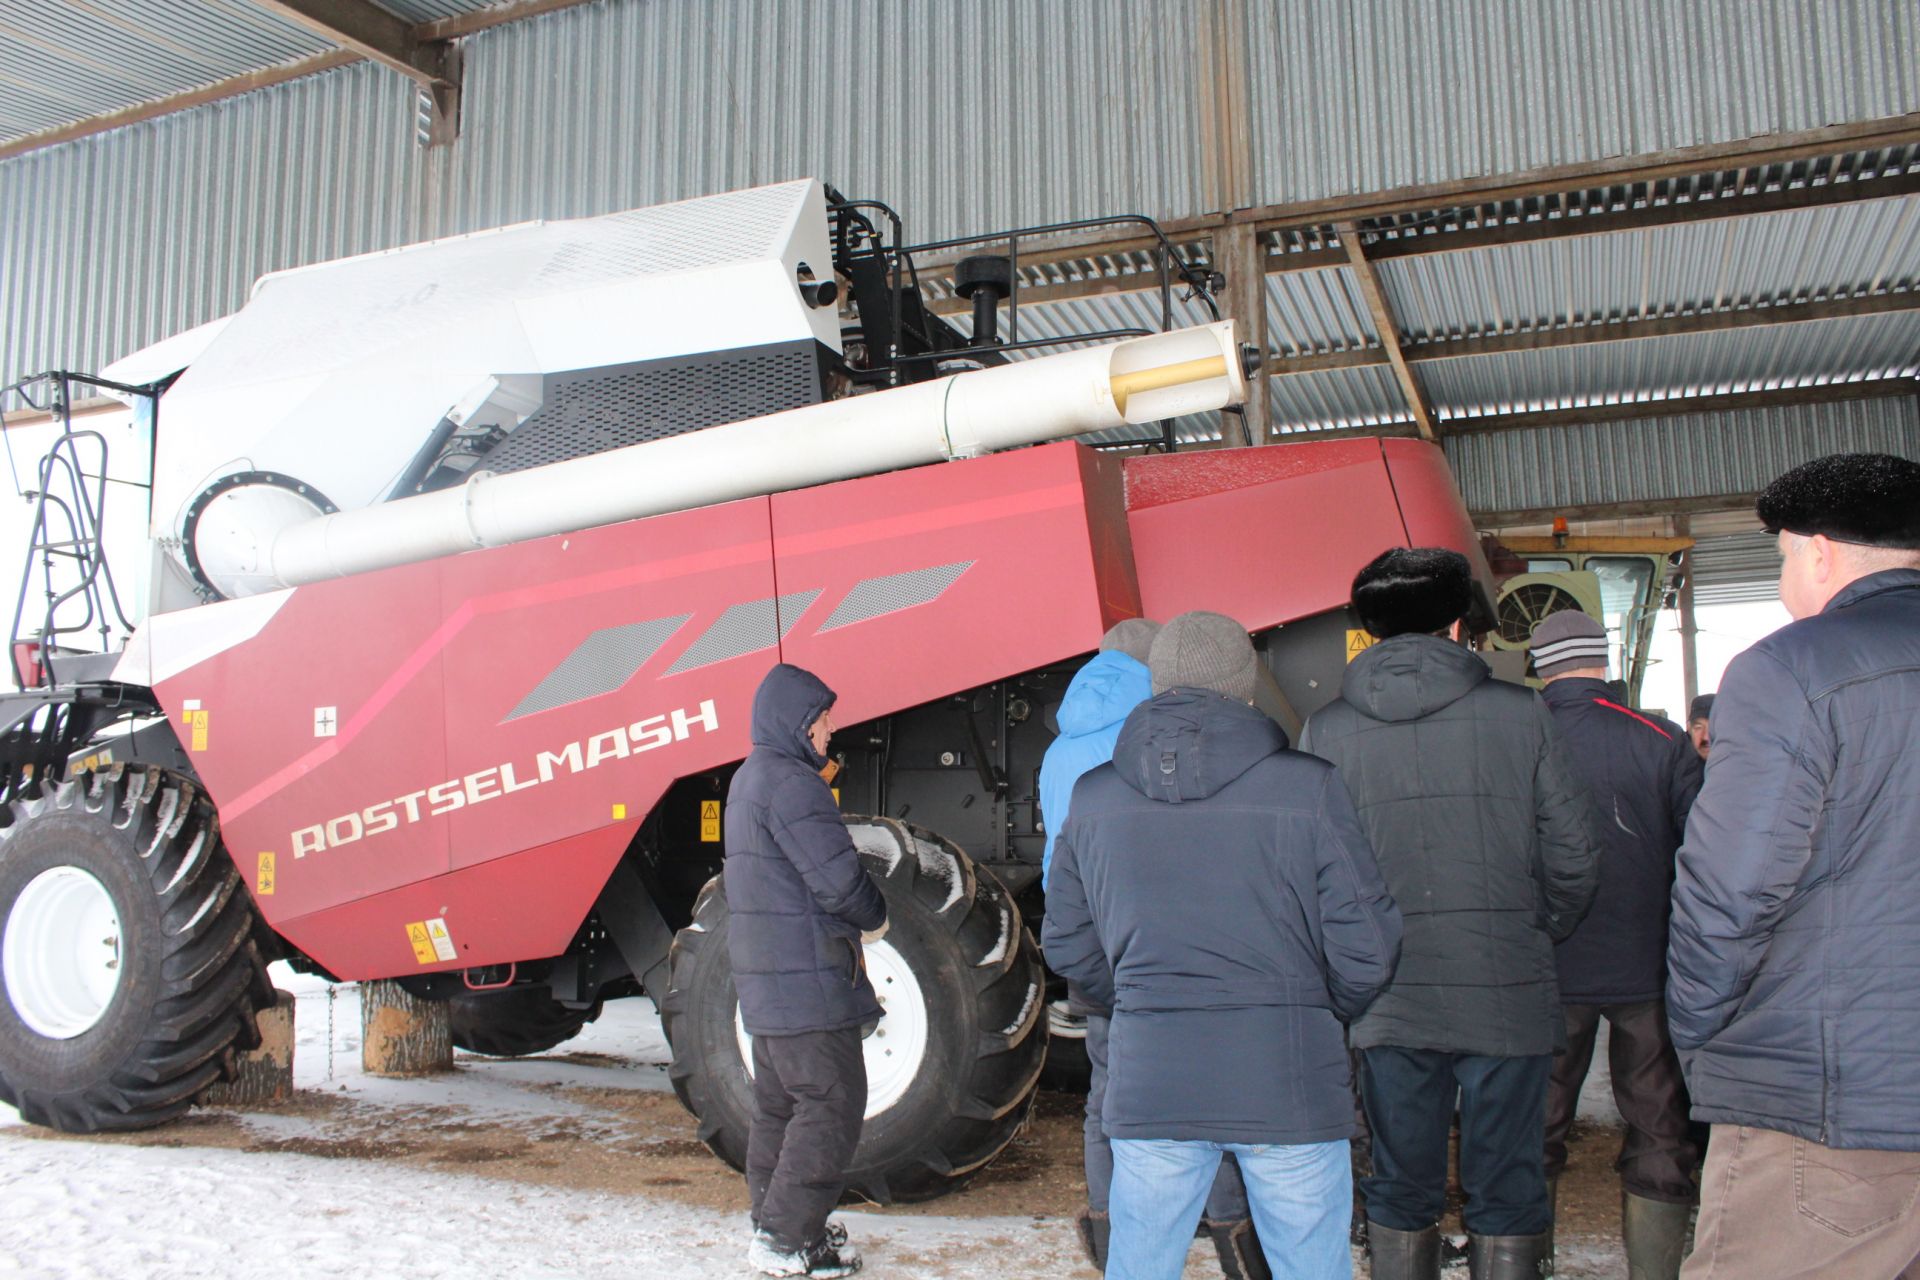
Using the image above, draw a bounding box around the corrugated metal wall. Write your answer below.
[1242,0,1920,207]
[1444,395,1920,516]
[4,0,1918,397]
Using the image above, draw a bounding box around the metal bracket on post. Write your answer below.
[417,42,462,148]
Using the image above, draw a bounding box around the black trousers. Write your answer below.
[1360,1047,1553,1237]
[1543,1000,1697,1203]
[746,1027,867,1252]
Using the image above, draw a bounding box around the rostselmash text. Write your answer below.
[290,699,719,858]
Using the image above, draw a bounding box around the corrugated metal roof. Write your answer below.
[1425,311,1920,420]
[1268,366,1411,434]
[380,0,519,21]
[1265,268,1378,355]
[1378,195,1920,340]
[1689,529,1787,607]
[0,1,332,141]
[1241,0,1920,207]
[434,0,1216,244]
[1444,394,1920,516]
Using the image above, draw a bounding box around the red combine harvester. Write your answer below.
[0,181,1491,1202]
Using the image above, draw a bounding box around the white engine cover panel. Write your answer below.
[148,178,837,547]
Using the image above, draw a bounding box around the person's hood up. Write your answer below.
[750,663,836,767]
[1339,633,1490,723]
[1110,688,1286,803]
[1056,650,1153,739]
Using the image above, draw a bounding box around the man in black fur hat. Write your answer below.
[1669,452,1920,1279]
[1300,548,1598,1280]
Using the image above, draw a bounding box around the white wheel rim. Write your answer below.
[3,866,124,1039]
[734,937,932,1120]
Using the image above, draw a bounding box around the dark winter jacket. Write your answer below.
[1669,569,1920,1150]
[725,664,887,1037]
[1300,635,1600,1057]
[1041,689,1402,1144]
[1541,678,1703,1005]
[1039,650,1153,889]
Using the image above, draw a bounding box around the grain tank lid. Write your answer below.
[146,179,838,549]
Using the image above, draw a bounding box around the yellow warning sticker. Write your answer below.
[611,803,627,820]
[406,921,436,964]
[257,852,276,896]
[1345,629,1378,663]
[699,800,721,843]
[425,917,457,962]
[188,708,210,752]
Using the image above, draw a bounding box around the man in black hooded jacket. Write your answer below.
[727,663,887,1279]
[1300,548,1599,1280]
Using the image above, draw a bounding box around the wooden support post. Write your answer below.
[1220,223,1270,446]
[360,980,453,1076]
[202,990,296,1108]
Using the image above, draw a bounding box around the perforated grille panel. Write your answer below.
[817,561,975,633]
[503,614,692,722]
[481,341,824,474]
[665,590,822,675]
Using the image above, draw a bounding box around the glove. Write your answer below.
[861,918,890,945]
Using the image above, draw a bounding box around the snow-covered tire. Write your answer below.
[0,769,272,1132]
[449,986,603,1057]
[662,817,1046,1204]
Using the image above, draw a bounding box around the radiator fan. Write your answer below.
[1491,571,1604,650]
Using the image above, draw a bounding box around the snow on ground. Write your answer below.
[0,969,1093,1279]
[0,967,1627,1278]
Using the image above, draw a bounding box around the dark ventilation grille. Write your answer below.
[480,340,824,474]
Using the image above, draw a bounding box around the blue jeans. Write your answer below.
[1359,1047,1552,1236]
[1085,1013,1250,1219]
[1108,1137,1352,1280]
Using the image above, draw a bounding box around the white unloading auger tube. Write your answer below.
[250,321,1244,597]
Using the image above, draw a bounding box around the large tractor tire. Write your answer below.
[449,986,603,1057]
[662,817,1046,1204]
[0,769,273,1132]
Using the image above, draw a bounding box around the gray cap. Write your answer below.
[1099,618,1161,664]
[1148,610,1257,702]
[1531,610,1609,678]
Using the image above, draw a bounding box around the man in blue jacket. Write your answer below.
[1044,611,1403,1280]
[727,663,888,1279]
[1669,453,1920,1279]
[1530,609,1702,1280]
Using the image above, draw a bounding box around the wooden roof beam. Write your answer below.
[1335,222,1436,440]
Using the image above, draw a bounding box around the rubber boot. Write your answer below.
[1467,1232,1551,1279]
[1621,1193,1690,1280]
[1367,1221,1442,1280]
[1204,1218,1272,1280]
[1074,1208,1110,1272]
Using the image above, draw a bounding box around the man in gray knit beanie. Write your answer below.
[1148,610,1259,703]
[1045,609,1401,1278]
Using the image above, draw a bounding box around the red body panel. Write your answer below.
[148,437,1483,982]
[1123,438,1495,624]
[150,443,1136,979]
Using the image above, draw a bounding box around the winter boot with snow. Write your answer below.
[1621,1193,1690,1280]
[1204,1217,1272,1280]
[1466,1231,1550,1279]
[1074,1208,1111,1272]
[1367,1221,1442,1280]
[748,1229,863,1278]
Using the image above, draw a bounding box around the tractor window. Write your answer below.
[1524,558,1574,573]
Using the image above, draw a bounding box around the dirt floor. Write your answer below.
[12,1061,1638,1275]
